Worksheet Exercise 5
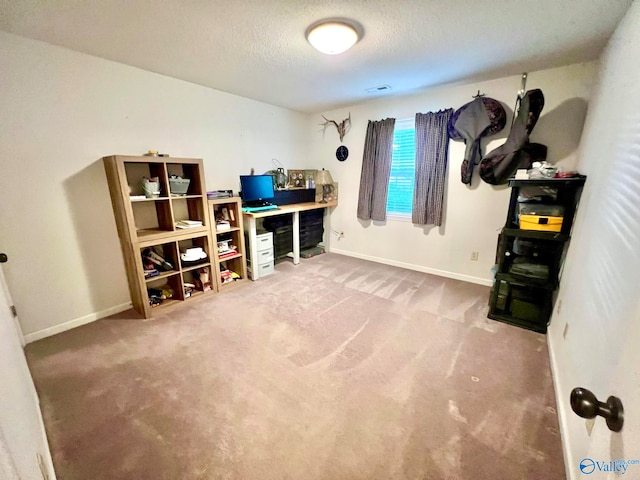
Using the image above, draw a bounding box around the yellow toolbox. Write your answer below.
[519,214,563,232]
[518,204,564,232]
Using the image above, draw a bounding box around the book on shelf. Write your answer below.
[176,219,203,229]
[219,248,238,259]
[221,274,234,284]
[207,190,233,199]
[144,269,159,279]
[220,268,241,283]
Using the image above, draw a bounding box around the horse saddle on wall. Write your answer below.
[448,97,507,185]
[479,89,546,185]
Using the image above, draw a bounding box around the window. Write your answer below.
[386,118,415,217]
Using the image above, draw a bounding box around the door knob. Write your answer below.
[570,387,624,432]
[0,253,7,263]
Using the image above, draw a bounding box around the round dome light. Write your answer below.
[306,21,359,55]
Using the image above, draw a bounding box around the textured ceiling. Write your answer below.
[0,0,633,113]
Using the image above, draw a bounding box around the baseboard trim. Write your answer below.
[23,302,132,344]
[329,248,493,287]
[547,333,572,480]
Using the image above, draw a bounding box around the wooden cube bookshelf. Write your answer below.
[103,155,216,317]
[208,197,247,289]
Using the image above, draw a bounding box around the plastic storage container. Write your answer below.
[169,176,190,196]
[518,203,564,232]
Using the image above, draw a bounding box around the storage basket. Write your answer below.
[141,179,160,198]
[169,177,190,195]
[518,203,564,217]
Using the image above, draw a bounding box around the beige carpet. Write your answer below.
[26,253,564,479]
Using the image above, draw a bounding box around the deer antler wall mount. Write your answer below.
[320,113,351,143]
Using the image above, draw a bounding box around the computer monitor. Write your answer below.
[240,175,275,205]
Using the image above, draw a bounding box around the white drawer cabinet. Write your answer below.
[255,232,273,252]
[247,259,275,279]
[247,231,274,279]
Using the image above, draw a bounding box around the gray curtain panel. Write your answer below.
[357,118,396,221]
[412,109,454,226]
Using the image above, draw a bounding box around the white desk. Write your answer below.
[242,200,337,280]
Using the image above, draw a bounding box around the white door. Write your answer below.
[576,317,640,477]
[0,260,56,479]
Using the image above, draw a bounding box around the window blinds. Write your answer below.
[386,118,415,216]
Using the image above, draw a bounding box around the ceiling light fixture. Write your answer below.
[306,20,360,55]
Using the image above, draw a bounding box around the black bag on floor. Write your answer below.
[479,89,546,185]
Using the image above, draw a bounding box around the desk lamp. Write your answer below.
[316,169,334,203]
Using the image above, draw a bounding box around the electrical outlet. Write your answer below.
[470,251,479,261]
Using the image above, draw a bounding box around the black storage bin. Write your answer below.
[273,226,293,259]
[509,285,548,323]
[263,209,324,259]
[300,210,324,249]
[263,214,292,258]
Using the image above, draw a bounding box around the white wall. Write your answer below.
[0,32,309,339]
[0,31,600,341]
[307,63,597,284]
[547,1,640,477]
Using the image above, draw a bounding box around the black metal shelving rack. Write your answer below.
[488,176,586,333]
